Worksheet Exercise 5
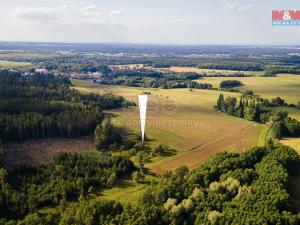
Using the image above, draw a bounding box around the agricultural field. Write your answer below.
[73,80,266,174]
[282,107,300,121]
[3,136,95,171]
[273,107,300,153]
[166,66,264,76]
[281,138,300,154]
[0,51,63,59]
[0,60,31,69]
[199,74,300,104]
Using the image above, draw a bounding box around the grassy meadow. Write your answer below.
[198,74,300,104]
[167,66,264,76]
[72,79,266,174]
[0,60,31,69]
[281,138,300,154]
[196,74,300,153]
[282,107,300,121]
[0,52,62,59]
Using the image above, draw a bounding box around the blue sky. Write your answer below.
[0,0,300,45]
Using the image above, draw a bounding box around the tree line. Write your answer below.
[264,66,300,76]
[197,61,264,71]
[215,94,300,139]
[100,73,212,90]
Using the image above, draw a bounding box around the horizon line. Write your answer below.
[0,40,300,47]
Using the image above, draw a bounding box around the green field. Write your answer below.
[0,52,62,59]
[281,138,300,154]
[167,66,264,76]
[95,179,146,204]
[0,60,31,69]
[73,80,266,174]
[282,107,300,121]
[279,107,300,153]
[94,175,160,204]
[199,74,300,104]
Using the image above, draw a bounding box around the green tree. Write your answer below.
[132,171,144,183]
[244,107,256,121]
[137,152,146,173]
[271,122,285,139]
[94,123,105,151]
[94,118,115,150]
[0,140,3,167]
[107,172,117,186]
[226,97,237,116]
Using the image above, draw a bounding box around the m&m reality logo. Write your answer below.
[272,10,300,26]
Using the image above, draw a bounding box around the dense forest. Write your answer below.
[215,94,300,138]
[33,54,266,73]
[0,69,131,142]
[2,144,299,224]
[0,152,135,223]
[0,69,138,224]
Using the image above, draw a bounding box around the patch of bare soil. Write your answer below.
[3,136,94,171]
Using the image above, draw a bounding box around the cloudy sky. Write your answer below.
[0,0,300,45]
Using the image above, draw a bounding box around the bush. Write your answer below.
[153,144,170,155]
[220,80,243,89]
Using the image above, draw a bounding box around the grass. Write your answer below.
[167,66,264,76]
[198,74,300,104]
[94,176,158,204]
[0,52,62,59]
[73,80,265,174]
[0,60,31,69]
[37,178,151,215]
[280,138,300,154]
[94,179,145,204]
[280,107,300,121]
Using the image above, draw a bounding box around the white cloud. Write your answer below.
[218,0,253,13]
[238,4,253,12]
[13,7,60,24]
[81,6,97,12]
[110,9,123,17]
[12,6,124,27]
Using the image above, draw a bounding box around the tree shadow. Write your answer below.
[114,126,136,141]
[104,112,119,119]
[159,149,177,157]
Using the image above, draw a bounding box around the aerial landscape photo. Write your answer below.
[1,0,300,224]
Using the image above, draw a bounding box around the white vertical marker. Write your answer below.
[138,95,148,143]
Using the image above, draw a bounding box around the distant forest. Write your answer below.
[100,69,213,89]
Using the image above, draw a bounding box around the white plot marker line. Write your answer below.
[138,95,148,143]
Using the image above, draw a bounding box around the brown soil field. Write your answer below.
[3,136,94,171]
[149,124,262,174]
